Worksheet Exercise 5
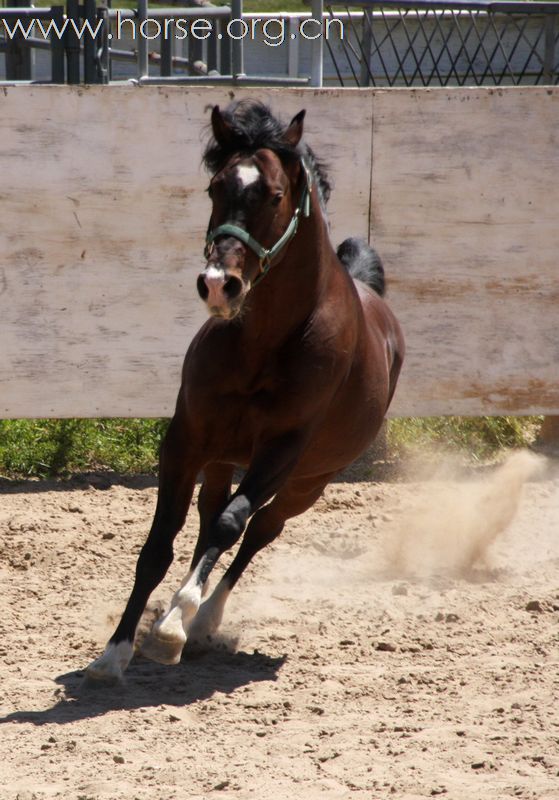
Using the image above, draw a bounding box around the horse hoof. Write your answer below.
[188,612,220,644]
[140,631,185,665]
[84,663,123,686]
[84,641,132,685]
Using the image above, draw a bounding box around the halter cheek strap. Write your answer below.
[204,159,313,286]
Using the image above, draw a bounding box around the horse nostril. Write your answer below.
[223,276,243,300]
[197,275,209,301]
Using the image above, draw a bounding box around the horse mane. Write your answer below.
[203,100,332,207]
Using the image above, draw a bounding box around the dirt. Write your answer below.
[1,452,558,800]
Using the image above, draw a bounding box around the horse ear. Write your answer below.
[284,109,306,147]
[211,105,234,147]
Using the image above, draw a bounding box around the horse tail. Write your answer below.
[336,237,385,298]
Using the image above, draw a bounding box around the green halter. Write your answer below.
[204,160,313,286]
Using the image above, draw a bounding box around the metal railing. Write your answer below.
[1,1,558,86]
[0,1,238,83]
[326,1,559,86]
[0,0,323,85]
[1,4,66,81]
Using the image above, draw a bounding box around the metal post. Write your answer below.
[161,20,173,77]
[84,0,98,83]
[310,0,323,87]
[137,0,149,78]
[51,5,66,82]
[220,17,231,76]
[5,0,32,81]
[543,12,556,84]
[207,21,219,74]
[96,6,110,84]
[65,0,81,84]
[288,16,299,78]
[231,0,244,78]
[360,7,373,87]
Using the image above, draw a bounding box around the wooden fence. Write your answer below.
[1,85,558,418]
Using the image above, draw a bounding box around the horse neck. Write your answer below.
[240,195,334,347]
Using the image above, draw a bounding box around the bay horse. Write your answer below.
[86,100,404,682]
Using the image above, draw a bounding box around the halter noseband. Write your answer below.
[204,159,313,287]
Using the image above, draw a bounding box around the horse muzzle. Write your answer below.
[197,265,247,319]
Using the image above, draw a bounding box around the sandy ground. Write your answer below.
[0,451,558,800]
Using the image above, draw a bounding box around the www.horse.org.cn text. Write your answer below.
[1,15,345,47]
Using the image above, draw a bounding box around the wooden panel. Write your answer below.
[0,86,372,418]
[372,87,559,416]
[2,86,558,419]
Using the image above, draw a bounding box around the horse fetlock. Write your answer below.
[188,580,231,642]
[188,601,223,642]
[172,586,202,627]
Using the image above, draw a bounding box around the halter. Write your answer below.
[204,159,313,287]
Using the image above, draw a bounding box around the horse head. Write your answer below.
[197,103,309,320]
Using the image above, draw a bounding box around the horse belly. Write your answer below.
[293,368,389,478]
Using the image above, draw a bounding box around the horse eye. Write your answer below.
[272,193,283,207]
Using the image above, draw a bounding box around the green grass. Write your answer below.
[388,416,542,462]
[0,416,543,478]
[0,419,168,478]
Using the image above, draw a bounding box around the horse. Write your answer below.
[86,100,404,683]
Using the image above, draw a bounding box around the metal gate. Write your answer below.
[326,1,559,86]
[1,1,558,86]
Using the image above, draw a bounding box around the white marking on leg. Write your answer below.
[177,568,210,597]
[188,578,231,641]
[237,164,260,188]
[141,565,212,664]
[86,640,133,683]
[155,559,205,639]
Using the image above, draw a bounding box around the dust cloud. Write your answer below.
[386,449,547,578]
[177,449,550,634]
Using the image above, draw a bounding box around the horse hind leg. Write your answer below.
[188,474,332,645]
[141,463,234,665]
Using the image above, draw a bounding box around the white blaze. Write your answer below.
[237,164,260,188]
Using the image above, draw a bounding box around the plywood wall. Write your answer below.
[0,86,372,417]
[1,85,557,418]
[372,88,559,416]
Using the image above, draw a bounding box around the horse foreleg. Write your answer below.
[189,475,330,643]
[141,463,233,665]
[85,422,197,682]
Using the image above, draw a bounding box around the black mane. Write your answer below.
[203,100,331,206]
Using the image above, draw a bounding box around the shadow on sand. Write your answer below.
[0,647,287,727]
[0,472,159,495]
